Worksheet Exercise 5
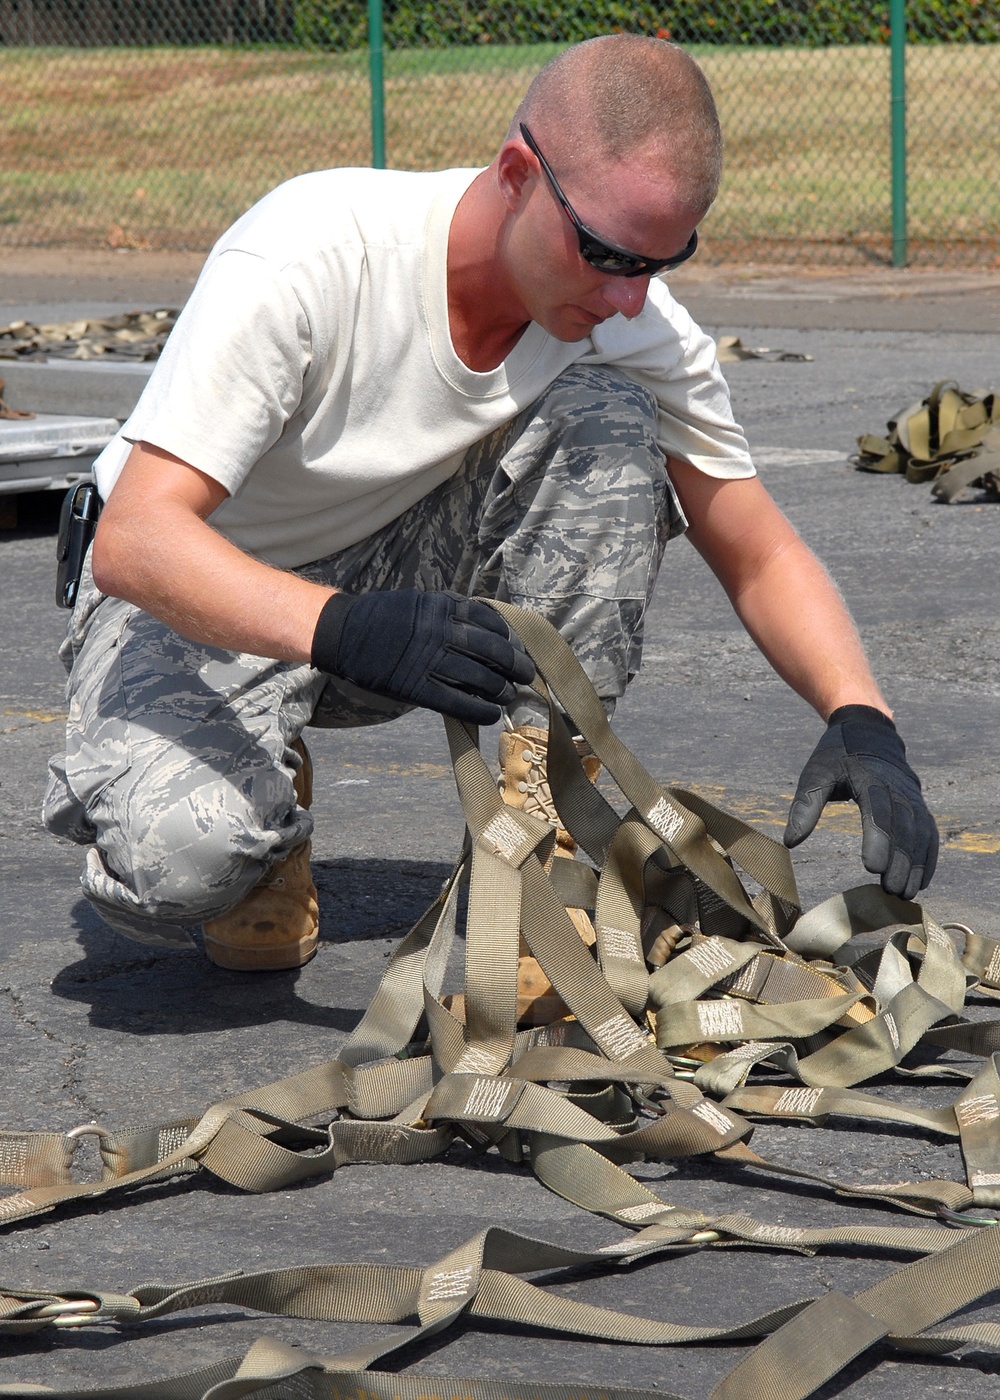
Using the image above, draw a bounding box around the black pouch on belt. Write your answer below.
[55,480,102,610]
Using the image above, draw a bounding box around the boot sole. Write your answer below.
[203,933,319,972]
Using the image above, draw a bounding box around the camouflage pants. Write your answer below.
[43,365,682,946]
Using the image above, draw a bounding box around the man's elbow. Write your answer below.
[90,513,136,600]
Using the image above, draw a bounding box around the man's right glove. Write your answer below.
[783,704,939,902]
[311,588,535,726]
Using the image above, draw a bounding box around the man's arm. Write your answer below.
[668,457,938,899]
[667,457,886,721]
[92,441,535,726]
[92,441,331,661]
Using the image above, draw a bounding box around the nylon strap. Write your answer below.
[2,603,1000,1399]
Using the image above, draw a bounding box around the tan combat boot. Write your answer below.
[498,723,601,1025]
[203,738,320,971]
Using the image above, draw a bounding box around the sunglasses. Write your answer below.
[519,123,698,279]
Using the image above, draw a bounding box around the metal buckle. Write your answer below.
[666,1054,703,1081]
[25,1298,101,1328]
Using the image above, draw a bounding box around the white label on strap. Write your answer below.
[687,940,736,980]
[157,1126,189,1162]
[726,961,760,998]
[480,810,527,861]
[970,1171,1000,1188]
[751,1223,808,1244]
[884,1011,901,1050]
[600,926,642,962]
[773,1087,823,1115]
[458,1046,496,1074]
[956,1093,1000,1128]
[986,945,1000,987]
[616,1202,671,1222]
[0,1136,28,1182]
[426,1263,476,1301]
[691,1100,733,1136]
[697,887,727,917]
[646,797,683,845]
[532,1022,569,1048]
[463,1077,515,1120]
[347,1122,405,1159]
[726,1040,775,1062]
[923,920,951,948]
[177,1283,232,1309]
[698,1000,744,1038]
[592,1014,648,1060]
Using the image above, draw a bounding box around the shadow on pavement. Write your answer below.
[47,856,455,1036]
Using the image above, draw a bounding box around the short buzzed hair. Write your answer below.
[509,35,723,211]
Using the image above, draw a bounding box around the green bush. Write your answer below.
[292,2,663,50]
[292,0,1000,51]
[665,0,1000,46]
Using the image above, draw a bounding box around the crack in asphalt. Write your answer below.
[1,982,96,1123]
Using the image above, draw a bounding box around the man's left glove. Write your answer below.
[783,704,939,902]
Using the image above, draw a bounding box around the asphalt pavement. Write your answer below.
[0,254,999,1397]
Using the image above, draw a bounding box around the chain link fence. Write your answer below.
[1,1,997,264]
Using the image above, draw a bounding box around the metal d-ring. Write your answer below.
[941,921,978,940]
[64,1123,114,1189]
[65,1122,112,1143]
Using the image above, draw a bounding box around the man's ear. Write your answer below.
[496,139,535,213]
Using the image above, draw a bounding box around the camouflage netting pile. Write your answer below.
[854,381,1000,502]
[0,309,177,363]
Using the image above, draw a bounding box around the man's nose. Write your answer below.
[598,276,651,319]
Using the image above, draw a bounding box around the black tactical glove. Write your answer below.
[311,589,535,726]
[783,704,939,902]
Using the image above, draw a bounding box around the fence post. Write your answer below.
[890,0,907,267]
[368,0,386,169]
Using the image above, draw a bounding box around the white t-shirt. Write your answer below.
[96,166,754,569]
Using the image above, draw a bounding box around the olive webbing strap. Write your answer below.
[0,987,473,1219]
[725,1080,960,1135]
[714,1138,975,1217]
[452,682,1000,1227]
[487,601,797,944]
[444,714,672,1077]
[6,604,1000,1395]
[932,442,1000,501]
[336,848,466,1069]
[727,1052,1000,1209]
[0,903,462,1225]
[594,813,666,1016]
[0,1357,690,1400]
[714,1212,1000,1400]
[3,1223,1000,1399]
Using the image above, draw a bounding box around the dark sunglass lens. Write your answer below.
[583,244,643,274]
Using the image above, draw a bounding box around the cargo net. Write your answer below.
[3,603,1000,1398]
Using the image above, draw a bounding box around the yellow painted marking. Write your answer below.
[2,709,65,723]
[949,833,1000,855]
[681,785,1000,854]
[681,782,861,830]
[340,761,452,779]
